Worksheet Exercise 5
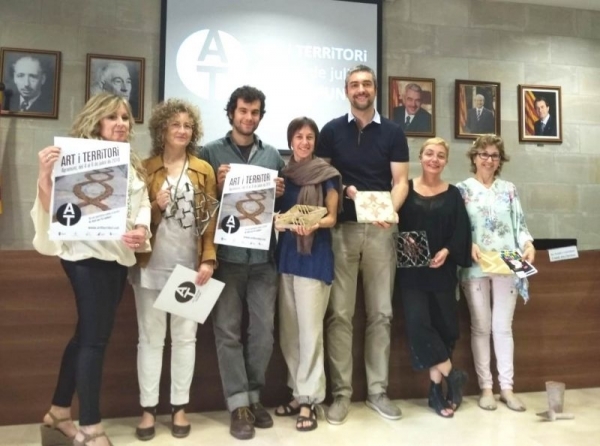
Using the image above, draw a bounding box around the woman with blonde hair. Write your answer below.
[33,93,151,446]
[457,134,535,412]
[397,137,471,418]
[130,98,218,440]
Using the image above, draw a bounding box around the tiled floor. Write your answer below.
[1,388,597,445]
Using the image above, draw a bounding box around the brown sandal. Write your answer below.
[40,412,75,446]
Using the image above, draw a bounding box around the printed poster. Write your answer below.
[49,137,130,240]
[214,163,277,250]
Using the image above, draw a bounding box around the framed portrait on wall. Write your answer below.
[0,47,61,118]
[86,54,145,123]
[518,85,562,143]
[455,80,500,139]
[388,77,435,137]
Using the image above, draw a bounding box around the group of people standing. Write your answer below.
[32,64,535,446]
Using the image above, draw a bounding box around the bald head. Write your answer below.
[13,56,46,100]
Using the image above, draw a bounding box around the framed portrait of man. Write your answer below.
[388,77,435,137]
[518,85,562,143]
[0,47,61,118]
[455,80,500,140]
[86,54,145,123]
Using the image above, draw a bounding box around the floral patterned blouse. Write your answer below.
[456,177,534,301]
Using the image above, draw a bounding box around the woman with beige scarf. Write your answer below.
[274,117,342,431]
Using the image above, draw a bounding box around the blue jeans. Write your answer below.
[212,260,278,411]
[52,258,128,426]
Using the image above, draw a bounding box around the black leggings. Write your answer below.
[401,288,459,371]
[51,258,128,426]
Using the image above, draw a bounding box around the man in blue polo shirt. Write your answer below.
[316,65,409,424]
[200,86,285,440]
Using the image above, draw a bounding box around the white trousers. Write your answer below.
[278,274,330,405]
[133,285,198,407]
[462,276,518,391]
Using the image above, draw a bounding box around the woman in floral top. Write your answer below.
[456,134,535,413]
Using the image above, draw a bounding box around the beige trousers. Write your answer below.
[279,274,331,404]
[325,223,397,398]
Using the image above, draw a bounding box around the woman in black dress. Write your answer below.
[397,137,472,418]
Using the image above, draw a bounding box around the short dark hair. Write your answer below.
[287,116,319,150]
[344,64,377,90]
[225,86,266,124]
[534,96,549,108]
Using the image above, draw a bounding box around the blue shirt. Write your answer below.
[315,112,409,222]
[275,178,337,285]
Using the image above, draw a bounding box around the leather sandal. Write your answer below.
[73,431,113,446]
[135,406,157,441]
[296,404,318,432]
[445,368,468,410]
[428,382,454,418]
[40,412,75,446]
[275,400,301,417]
[171,404,191,438]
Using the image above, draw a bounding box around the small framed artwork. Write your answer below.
[518,85,562,143]
[455,80,501,139]
[0,47,61,118]
[388,77,435,137]
[86,54,145,123]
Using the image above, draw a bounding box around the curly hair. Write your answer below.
[225,86,266,125]
[69,93,145,180]
[466,134,510,176]
[148,99,203,157]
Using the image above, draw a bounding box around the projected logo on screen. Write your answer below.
[177,30,246,100]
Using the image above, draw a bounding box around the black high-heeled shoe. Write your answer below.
[171,404,191,438]
[445,368,468,410]
[428,382,454,418]
[135,406,157,441]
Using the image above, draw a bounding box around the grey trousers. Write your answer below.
[325,223,397,398]
[212,260,278,411]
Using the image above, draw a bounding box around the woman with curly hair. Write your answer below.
[130,98,218,440]
[33,93,151,446]
[457,134,535,413]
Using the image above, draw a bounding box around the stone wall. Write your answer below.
[2,0,600,248]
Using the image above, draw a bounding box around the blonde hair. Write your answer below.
[70,93,145,181]
[148,98,203,157]
[466,134,510,176]
[420,137,450,157]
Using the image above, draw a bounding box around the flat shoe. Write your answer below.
[274,401,300,417]
[500,394,526,412]
[478,394,498,411]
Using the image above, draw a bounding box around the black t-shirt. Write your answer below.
[237,142,253,161]
[315,114,409,221]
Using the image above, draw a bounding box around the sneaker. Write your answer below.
[326,396,350,425]
[230,407,255,440]
[365,393,402,420]
[250,402,274,428]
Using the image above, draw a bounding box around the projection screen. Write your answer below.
[160,0,382,151]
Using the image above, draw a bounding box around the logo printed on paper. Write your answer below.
[176,29,246,100]
[175,281,197,303]
[221,215,240,234]
[56,203,82,226]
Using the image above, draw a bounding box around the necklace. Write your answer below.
[163,155,188,214]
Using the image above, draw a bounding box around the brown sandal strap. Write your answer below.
[46,412,72,428]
